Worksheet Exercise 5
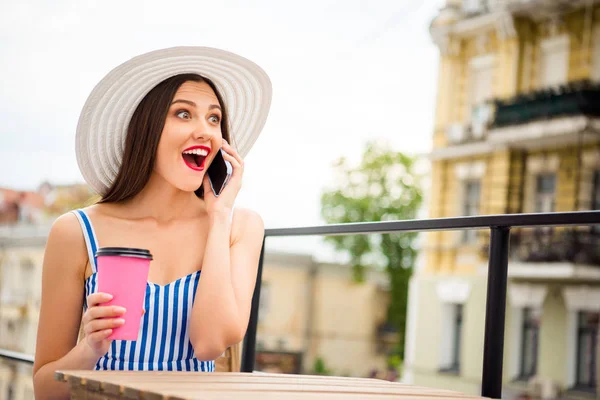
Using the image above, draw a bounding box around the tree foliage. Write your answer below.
[320,140,423,358]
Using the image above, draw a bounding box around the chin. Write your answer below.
[173,179,205,193]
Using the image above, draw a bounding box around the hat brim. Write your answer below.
[76,46,272,195]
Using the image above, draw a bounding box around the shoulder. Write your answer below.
[49,211,84,241]
[231,207,264,243]
[45,211,88,272]
[233,207,264,229]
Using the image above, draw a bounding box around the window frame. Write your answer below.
[574,311,598,391]
[519,307,540,380]
[462,180,481,243]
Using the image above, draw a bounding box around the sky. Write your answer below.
[0,0,442,258]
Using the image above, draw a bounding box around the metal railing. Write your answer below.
[240,210,600,399]
[490,79,600,129]
[0,349,34,364]
[2,210,600,399]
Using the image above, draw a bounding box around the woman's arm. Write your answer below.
[189,208,264,360]
[32,213,125,400]
[32,213,94,399]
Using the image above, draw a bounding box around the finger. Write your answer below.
[85,318,125,335]
[222,151,242,176]
[87,292,113,308]
[202,173,214,198]
[83,305,126,324]
[221,141,243,167]
[87,329,113,344]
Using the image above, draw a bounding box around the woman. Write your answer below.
[32,47,272,398]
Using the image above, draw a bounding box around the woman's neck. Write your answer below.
[119,173,205,222]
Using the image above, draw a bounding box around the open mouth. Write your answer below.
[182,146,210,171]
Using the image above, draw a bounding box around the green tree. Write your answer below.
[312,357,332,375]
[320,140,423,359]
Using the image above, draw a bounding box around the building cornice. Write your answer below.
[430,10,516,55]
[429,116,600,160]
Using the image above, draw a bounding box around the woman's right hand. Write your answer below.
[81,292,126,358]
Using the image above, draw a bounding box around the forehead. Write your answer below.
[175,80,219,103]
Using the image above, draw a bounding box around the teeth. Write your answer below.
[183,148,208,156]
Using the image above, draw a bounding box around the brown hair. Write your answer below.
[99,74,230,203]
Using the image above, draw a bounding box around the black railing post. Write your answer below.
[241,236,266,373]
[481,226,511,399]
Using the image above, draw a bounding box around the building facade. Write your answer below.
[255,251,392,377]
[0,225,46,400]
[404,1,600,399]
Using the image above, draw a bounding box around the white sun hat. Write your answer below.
[75,46,272,196]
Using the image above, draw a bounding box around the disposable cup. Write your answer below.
[96,247,152,341]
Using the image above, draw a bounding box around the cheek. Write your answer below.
[154,129,179,171]
[212,130,224,146]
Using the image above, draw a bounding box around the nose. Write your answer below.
[192,121,216,142]
[193,130,214,142]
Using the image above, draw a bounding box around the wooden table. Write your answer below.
[56,371,491,399]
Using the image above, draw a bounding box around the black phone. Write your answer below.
[207,148,233,197]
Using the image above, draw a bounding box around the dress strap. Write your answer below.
[71,209,99,273]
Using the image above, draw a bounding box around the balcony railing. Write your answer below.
[2,210,600,399]
[511,228,600,266]
[490,80,600,129]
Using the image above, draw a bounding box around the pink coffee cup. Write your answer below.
[96,247,152,341]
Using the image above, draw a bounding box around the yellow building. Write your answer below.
[403,1,600,399]
[255,251,392,377]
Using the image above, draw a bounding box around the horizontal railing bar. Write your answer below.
[0,349,34,364]
[265,211,600,237]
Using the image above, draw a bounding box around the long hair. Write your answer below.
[99,74,230,203]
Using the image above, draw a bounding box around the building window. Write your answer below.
[593,171,600,210]
[520,308,540,379]
[440,304,464,373]
[592,171,600,233]
[575,311,598,390]
[463,180,481,242]
[20,258,35,302]
[469,56,494,109]
[593,29,600,82]
[535,174,556,213]
[258,282,270,323]
[451,304,463,371]
[463,0,482,14]
[540,35,569,87]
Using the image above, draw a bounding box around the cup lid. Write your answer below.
[95,247,153,260]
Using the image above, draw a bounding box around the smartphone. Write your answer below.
[207,148,233,197]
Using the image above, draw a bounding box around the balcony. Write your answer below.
[507,228,600,280]
[491,80,600,129]
[502,0,595,18]
[488,80,600,149]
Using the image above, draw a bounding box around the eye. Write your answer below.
[208,114,221,124]
[176,110,191,120]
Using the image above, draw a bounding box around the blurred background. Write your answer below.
[1,0,600,399]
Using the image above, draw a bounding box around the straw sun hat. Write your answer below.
[75,46,272,195]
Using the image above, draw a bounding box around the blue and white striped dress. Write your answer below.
[72,209,215,372]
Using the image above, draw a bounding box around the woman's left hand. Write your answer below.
[203,138,243,218]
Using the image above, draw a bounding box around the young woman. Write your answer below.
[32,47,272,399]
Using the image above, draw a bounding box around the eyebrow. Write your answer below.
[171,99,222,112]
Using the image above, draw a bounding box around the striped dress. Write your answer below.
[72,209,215,372]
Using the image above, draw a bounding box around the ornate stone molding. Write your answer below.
[495,10,517,40]
[562,286,600,311]
[508,283,548,308]
[436,279,471,304]
[455,161,487,180]
[526,154,560,174]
